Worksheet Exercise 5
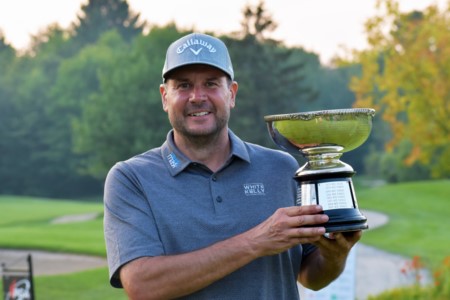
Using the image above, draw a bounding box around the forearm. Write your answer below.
[121,233,258,300]
[299,231,361,291]
[298,248,346,290]
[120,205,329,299]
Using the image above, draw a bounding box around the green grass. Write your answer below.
[34,268,128,300]
[0,196,105,255]
[356,179,450,268]
[0,180,448,298]
[0,196,117,299]
[0,196,103,227]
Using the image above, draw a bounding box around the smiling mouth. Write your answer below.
[189,112,210,117]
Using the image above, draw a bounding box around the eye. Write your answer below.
[177,82,191,89]
[205,80,219,88]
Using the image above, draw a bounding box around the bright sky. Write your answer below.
[0,0,446,64]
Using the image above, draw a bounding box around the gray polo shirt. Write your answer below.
[104,129,316,299]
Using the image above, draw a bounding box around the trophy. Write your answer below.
[264,108,375,232]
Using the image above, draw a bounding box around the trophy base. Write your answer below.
[295,171,369,233]
[323,208,369,233]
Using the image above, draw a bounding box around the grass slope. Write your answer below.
[357,179,449,267]
[0,196,105,255]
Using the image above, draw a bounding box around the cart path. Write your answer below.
[0,249,107,276]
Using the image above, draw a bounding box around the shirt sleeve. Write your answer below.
[301,243,317,258]
[103,161,164,288]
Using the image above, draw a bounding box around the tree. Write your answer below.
[0,25,105,197]
[349,0,450,178]
[239,0,277,41]
[226,0,318,147]
[26,23,73,57]
[72,26,177,178]
[42,31,129,189]
[71,0,144,48]
[0,24,74,196]
[0,32,19,194]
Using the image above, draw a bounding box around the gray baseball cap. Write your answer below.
[162,33,234,80]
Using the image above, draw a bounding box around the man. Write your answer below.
[104,32,361,299]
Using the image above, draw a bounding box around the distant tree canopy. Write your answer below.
[349,0,450,178]
[1,0,444,198]
[0,0,331,198]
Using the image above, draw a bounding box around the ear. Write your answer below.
[160,84,168,112]
[229,81,238,108]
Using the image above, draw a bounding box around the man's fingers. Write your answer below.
[280,205,328,228]
[290,226,327,243]
[293,214,328,227]
[285,205,324,217]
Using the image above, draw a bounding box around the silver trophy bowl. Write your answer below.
[265,108,375,232]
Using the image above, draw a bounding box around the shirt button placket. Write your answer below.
[211,175,223,207]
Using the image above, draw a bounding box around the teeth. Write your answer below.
[191,112,209,116]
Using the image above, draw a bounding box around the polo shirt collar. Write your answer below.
[161,129,250,176]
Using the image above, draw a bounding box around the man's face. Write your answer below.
[160,64,238,139]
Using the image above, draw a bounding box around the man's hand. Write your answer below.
[244,205,329,257]
[316,231,362,262]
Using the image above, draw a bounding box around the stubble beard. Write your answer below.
[170,112,229,147]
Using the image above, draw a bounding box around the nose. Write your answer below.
[189,85,207,102]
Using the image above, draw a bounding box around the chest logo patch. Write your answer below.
[244,183,265,196]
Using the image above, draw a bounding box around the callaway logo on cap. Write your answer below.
[162,33,234,80]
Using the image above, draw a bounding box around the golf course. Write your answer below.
[0,179,448,299]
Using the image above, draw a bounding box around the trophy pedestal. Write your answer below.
[294,149,368,232]
[322,208,368,232]
[296,173,368,232]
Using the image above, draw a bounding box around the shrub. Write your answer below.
[368,256,450,300]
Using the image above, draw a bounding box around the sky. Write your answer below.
[0,0,446,64]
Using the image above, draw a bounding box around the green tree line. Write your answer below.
[0,0,446,198]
